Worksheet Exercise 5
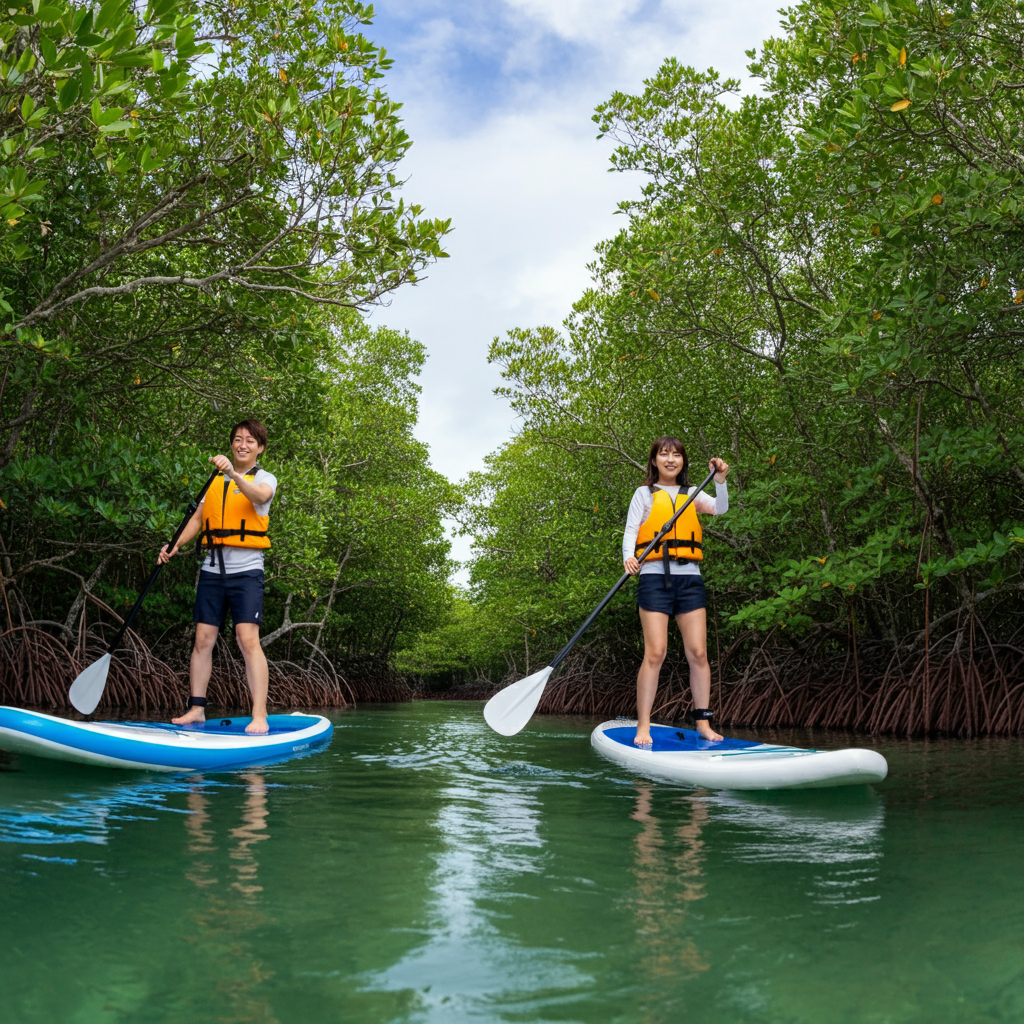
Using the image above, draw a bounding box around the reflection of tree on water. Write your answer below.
[629,782,710,1019]
[184,773,277,1024]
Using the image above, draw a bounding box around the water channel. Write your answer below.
[1,701,1022,1024]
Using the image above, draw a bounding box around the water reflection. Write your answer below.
[616,780,888,1024]
[630,783,710,984]
[361,717,596,1019]
[0,765,284,1023]
[358,712,891,1023]
[3,703,1022,1024]
[183,773,270,897]
[184,774,277,1024]
[0,773,202,847]
[232,773,271,895]
[712,790,885,905]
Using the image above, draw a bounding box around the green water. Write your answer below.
[1,702,1022,1024]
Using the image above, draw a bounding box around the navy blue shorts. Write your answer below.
[194,569,264,628]
[637,573,707,616]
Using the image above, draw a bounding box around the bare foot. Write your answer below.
[633,731,653,749]
[696,720,723,742]
[172,707,206,726]
[245,716,269,735]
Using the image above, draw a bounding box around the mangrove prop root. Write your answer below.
[6,617,1023,735]
[0,624,353,713]
[438,621,1024,738]
[530,629,1024,737]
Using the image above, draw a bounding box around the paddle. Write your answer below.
[68,469,219,715]
[483,465,720,737]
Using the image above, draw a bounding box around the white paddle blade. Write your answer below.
[68,653,111,715]
[483,666,554,736]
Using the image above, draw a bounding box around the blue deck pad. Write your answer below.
[604,725,766,753]
[107,718,317,736]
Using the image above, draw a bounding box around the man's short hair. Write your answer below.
[230,419,268,450]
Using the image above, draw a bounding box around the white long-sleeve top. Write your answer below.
[621,482,729,576]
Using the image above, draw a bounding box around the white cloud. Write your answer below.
[370,102,633,481]
[366,1,784,578]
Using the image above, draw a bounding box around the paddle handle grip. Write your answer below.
[549,465,719,672]
[106,470,219,654]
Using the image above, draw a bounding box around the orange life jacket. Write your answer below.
[635,487,703,573]
[200,469,270,569]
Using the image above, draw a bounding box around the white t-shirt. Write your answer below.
[621,482,728,576]
[199,469,278,574]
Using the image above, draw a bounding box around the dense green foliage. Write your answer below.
[451,0,1024,684]
[5,0,1024,703]
[0,0,456,679]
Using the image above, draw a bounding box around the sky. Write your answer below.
[363,0,783,572]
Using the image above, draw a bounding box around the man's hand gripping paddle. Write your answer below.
[483,465,719,736]
[69,470,218,715]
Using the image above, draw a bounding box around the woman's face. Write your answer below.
[655,446,683,483]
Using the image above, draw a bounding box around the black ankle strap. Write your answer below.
[187,696,207,708]
[694,708,714,720]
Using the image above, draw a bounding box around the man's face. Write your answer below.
[231,430,264,465]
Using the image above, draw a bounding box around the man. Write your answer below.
[158,420,278,734]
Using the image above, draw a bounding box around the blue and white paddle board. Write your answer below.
[0,706,333,772]
[591,719,887,790]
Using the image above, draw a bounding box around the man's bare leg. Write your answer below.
[172,623,220,725]
[235,622,269,734]
[676,608,723,741]
[635,608,670,746]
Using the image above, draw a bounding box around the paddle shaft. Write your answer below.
[548,466,719,672]
[105,470,219,654]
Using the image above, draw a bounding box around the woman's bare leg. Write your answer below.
[636,607,670,745]
[676,608,723,741]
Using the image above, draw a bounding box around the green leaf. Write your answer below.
[111,51,156,67]
[80,59,93,97]
[38,34,57,65]
[94,0,126,34]
[93,106,124,126]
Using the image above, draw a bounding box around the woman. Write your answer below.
[622,436,729,747]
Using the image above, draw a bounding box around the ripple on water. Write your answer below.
[0,703,1021,1024]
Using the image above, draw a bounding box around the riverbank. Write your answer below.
[5,623,1023,737]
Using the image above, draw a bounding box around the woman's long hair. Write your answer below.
[643,436,689,491]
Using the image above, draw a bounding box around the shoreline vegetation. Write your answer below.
[2,1,1023,736]
[4,608,1023,738]
[404,0,1024,735]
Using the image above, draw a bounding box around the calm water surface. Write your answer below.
[1,701,1022,1024]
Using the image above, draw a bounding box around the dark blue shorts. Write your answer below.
[194,569,264,628]
[637,572,707,616]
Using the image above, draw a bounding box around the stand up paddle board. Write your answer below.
[591,720,887,790]
[0,706,333,772]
